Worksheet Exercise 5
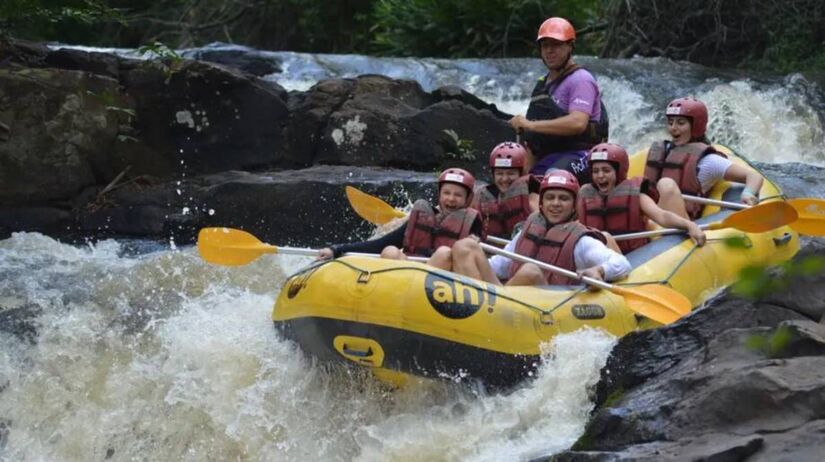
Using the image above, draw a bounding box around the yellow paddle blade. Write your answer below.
[708,201,798,233]
[345,186,407,225]
[611,284,692,325]
[788,198,825,236]
[197,227,277,266]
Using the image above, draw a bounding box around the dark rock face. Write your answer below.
[0,38,511,243]
[543,245,825,461]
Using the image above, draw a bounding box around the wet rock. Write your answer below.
[120,59,290,177]
[545,250,825,460]
[185,48,282,76]
[44,47,121,79]
[0,66,126,204]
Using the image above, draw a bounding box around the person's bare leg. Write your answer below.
[451,238,500,284]
[427,246,452,270]
[381,245,407,260]
[505,263,545,286]
[656,178,689,219]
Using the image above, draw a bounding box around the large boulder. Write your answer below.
[543,244,825,461]
[1,38,517,241]
[0,66,127,204]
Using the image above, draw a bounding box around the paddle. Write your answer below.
[614,201,799,241]
[345,186,406,225]
[197,227,427,266]
[477,242,691,324]
[683,195,825,236]
[345,185,512,246]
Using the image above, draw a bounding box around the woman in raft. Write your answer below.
[449,169,631,286]
[470,141,539,238]
[645,96,763,219]
[578,142,706,254]
[317,168,483,270]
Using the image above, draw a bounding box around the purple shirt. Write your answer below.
[529,68,602,179]
[550,68,602,122]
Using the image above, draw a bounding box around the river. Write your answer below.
[1,45,824,461]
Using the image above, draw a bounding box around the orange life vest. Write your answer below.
[577,177,648,253]
[644,141,726,219]
[509,212,606,285]
[403,199,481,256]
[471,176,533,238]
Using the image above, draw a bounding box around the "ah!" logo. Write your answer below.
[424,272,497,319]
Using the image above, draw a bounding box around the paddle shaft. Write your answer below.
[683,194,747,210]
[614,223,716,241]
[275,246,427,262]
[478,242,612,290]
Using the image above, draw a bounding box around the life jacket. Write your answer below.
[577,177,649,254]
[403,199,481,256]
[523,65,609,157]
[509,212,607,285]
[644,141,726,219]
[471,176,534,238]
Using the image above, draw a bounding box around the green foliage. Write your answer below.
[370,0,602,58]
[745,325,793,358]
[442,129,476,161]
[731,254,825,300]
[0,0,122,42]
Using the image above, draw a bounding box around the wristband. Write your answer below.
[740,187,758,200]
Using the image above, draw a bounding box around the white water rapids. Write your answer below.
[3,48,825,461]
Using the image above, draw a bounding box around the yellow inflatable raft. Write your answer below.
[271,146,799,388]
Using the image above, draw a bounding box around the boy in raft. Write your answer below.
[646,97,763,219]
[470,141,539,238]
[578,142,706,254]
[449,169,631,286]
[317,168,483,271]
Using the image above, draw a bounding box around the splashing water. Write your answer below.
[0,233,616,461]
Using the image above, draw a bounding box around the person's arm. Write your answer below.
[510,111,590,136]
[574,236,631,282]
[318,222,408,259]
[723,163,763,206]
[639,194,706,246]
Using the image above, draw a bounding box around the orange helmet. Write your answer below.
[438,168,476,193]
[539,169,579,196]
[588,143,629,183]
[536,17,576,43]
[489,142,527,172]
[666,97,708,138]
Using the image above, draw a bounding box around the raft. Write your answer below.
[271,145,800,388]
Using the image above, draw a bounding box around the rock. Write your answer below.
[120,59,291,177]
[544,250,825,460]
[185,48,282,76]
[0,66,126,204]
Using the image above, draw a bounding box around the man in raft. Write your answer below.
[509,17,609,184]
[470,141,539,239]
[449,169,631,286]
[317,168,483,271]
[645,96,764,219]
[578,142,706,254]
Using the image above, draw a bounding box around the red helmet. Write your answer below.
[539,169,579,197]
[666,97,708,138]
[588,143,629,183]
[438,168,476,193]
[536,17,576,42]
[489,142,527,172]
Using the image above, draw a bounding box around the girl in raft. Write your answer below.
[578,142,706,254]
[449,169,631,286]
[470,141,539,238]
[317,168,483,271]
[645,97,763,219]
